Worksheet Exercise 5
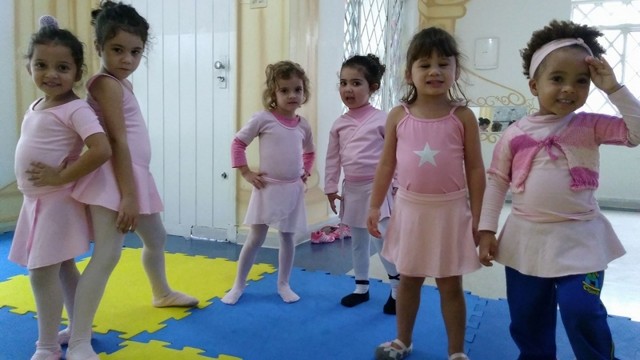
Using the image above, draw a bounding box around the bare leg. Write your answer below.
[277,231,299,303]
[136,213,197,307]
[30,263,63,359]
[67,205,124,360]
[436,276,467,356]
[396,275,424,348]
[221,224,269,305]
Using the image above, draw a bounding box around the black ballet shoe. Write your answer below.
[383,293,396,315]
[340,291,370,307]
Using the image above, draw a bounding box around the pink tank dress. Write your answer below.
[382,104,481,277]
[10,99,104,269]
[72,74,163,214]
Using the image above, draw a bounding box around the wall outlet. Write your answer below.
[250,0,267,9]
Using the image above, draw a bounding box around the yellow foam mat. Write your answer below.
[0,248,275,339]
[100,340,240,359]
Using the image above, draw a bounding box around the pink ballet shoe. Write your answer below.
[334,223,351,239]
[310,230,336,244]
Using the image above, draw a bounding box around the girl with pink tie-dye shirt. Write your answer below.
[478,20,640,359]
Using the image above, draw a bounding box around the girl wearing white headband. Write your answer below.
[478,19,640,359]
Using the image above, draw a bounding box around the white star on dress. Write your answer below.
[414,142,439,166]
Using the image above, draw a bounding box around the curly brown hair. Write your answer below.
[262,61,311,110]
[521,19,606,79]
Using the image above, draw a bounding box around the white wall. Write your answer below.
[456,0,640,209]
[0,1,17,188]
[315,0,345,193]
[456,0,571,103]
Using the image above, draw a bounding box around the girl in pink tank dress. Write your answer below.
[65,2,197,359]
[221,61,315,305]
[367,28,485,360]
[10,16,111,360]
[324,54,399,313]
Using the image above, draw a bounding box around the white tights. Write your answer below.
[29,263,63,354]
[221,224,298,304]
[67,206,173,357]
[351,218,399,294]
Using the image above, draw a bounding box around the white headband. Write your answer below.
[529,38,593,77]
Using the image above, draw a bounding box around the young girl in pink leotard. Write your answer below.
[222,60,315,305]
[324,54,399,314]
[367,27,485,360]
[65,2,197,359]
[9,16,111,360]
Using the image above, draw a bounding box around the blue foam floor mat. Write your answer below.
[1,232,639,359]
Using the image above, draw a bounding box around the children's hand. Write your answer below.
[301,170,311,184]
[367,208,382,238]
[478,231,498,267]
[586,56,622,95]
[326,192,342,214]
[117,196,139,233]
[26,162,64,186]
[242,169,266,189]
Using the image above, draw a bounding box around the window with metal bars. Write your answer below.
[343,0,405,111]
[572,0,640,115]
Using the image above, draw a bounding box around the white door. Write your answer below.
[129,0,237,240]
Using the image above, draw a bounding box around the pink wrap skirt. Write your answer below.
[9,188,91,269]
[382,187,481,277]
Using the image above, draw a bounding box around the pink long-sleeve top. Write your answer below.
[480,86,640,231]
[231,110,315,180]
[324,104,386,194]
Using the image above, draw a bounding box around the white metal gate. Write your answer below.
[129,0,237,240]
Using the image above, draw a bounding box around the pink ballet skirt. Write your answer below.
[72,73,163,214]
[72,159,163,214]
[243,177,307,234]
[9,188,91,269]
[382,187,481,277]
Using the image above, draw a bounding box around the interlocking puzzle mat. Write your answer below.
[0,231,273,359]
[1,231,639,360]
[131,267,484,359]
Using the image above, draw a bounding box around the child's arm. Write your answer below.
[231,138,265,189]
[90,76,139,233]
[27,133,111,186]
[457,107,486,245]
[367,106,401,238]
[301,119,316,183]
[301,151,315,183]
[478,177,509,266]
[324,124,342,214]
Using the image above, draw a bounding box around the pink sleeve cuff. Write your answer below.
[231,138,248,168]
[303,152,315,173]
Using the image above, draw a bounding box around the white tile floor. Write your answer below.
[366,205,640,321]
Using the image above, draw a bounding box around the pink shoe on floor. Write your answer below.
[334,223,351,239]
[310,230,336,244]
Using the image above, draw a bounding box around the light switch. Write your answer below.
[474,37,499,70]
[250,0,267,9]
